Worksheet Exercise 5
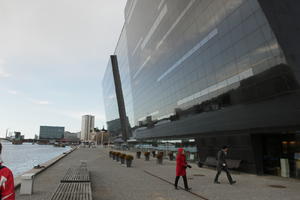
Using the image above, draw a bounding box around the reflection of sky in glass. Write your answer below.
[103,0,287,129]
[1,141,71,176]
[102,28,135,128]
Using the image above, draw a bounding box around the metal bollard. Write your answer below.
[20,173,35,195]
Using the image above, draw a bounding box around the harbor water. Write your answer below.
[1,140,71,176]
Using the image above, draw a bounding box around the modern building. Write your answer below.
[102,0,300,178]
[64,131,80,142]
[39,126,65,140]
[81,115,95,141]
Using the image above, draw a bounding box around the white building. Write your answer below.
[81,115,95,141]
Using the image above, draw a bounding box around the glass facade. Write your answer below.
[39,126,65,140]
[103,0,287,127]
[102,26,135,136]
[102,0,300,175]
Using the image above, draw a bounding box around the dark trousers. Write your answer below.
[175,175,189,189]
[214,166,233,183]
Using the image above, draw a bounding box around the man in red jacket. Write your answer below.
[0,143,15,200]
[174,148,191,191]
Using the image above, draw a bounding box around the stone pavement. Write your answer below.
[16,147,300,200]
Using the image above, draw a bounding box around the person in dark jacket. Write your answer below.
[214,145,236,185]
[174,148,191,191]
[0,143,15,200]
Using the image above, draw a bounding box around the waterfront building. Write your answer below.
[39,126,65,140]
[102,0,300,178]
[81,115,95,141]
[64,131,80,142]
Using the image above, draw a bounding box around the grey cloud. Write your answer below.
[0,0,126,71]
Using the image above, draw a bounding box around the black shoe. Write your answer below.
[214,181,220,184]
[185,187,192,191]
[230,181,236,185]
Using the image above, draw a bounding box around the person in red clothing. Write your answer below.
[174,148,191,191]
[0,143,15,200]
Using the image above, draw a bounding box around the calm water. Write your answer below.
[1,140,71,176]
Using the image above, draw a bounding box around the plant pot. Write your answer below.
[126,159,132,167]
[157,158,163,164]
[121,158,125,164]
[197,161,203,168]
[152,151,156,157]
[136,152,141,159]
[145,156,150,161]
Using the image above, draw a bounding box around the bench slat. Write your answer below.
[200,156,242,169]
[61,167,90,183]
[50,183,92,200]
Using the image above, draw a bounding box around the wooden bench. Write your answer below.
[50,182,92,200]
[198,156,242,169]
[61,167,90,183]
[198,156,217,167]
[50,164,92,200]
[226,159,242,169]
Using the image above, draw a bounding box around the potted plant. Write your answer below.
[112,152,116,160]
[152,151,156,157]
[125,155,134,167]
[136,151,141,159]
[144,152,150,161]
[168,152,174,161]
[116,152,121,162]
[156,152,164,164]
[120,153,126,164]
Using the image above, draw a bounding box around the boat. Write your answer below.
[12,140,23,145]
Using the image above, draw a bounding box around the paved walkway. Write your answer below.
[16,147,300,200]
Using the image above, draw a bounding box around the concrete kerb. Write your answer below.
[14,147,78,189]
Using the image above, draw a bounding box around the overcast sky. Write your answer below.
[0,0,127,138]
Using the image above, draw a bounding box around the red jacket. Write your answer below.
[176,148,187,176]
[0,165,15,200]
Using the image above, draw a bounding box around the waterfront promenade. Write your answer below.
[16,147,300,200]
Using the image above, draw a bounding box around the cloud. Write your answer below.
[28,98,51,105]
[59,110,106,121]
[36,101,51,105]
[0,69,12,78]
[0,0,125,137]
[0,59,12,78]
[0,71,12,78]
[8,90,18,95]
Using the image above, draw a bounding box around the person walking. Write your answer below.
[214,145,236,185]
[0,142,15,200]
[174,148,192,191]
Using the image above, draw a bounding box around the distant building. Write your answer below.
[39,126,65,140]
[64,131,80,142]
[76,131,81,139]
[81,115,95,141]
[14,132,21,140]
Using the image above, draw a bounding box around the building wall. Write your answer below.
[81,115,95,141]
[103,0,300,135]
[102,0,300,174]
[64,131,80,141]
[125,0,287,125]
[257,0,300,83]
[39,126,65,140]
